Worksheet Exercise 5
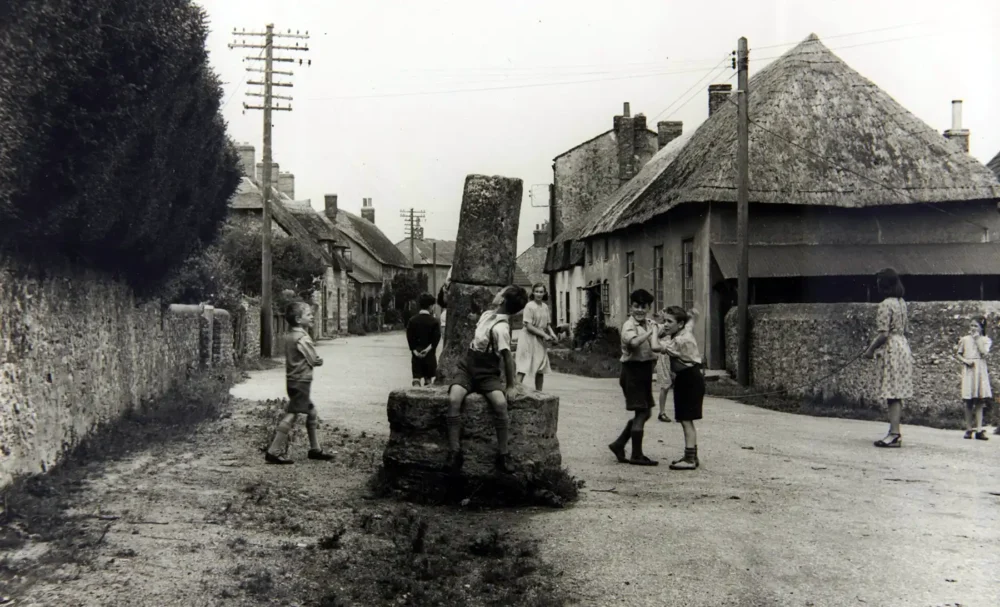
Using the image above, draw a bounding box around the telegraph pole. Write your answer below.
[736,37,750,386]
[400,208,426,266]
[230,25,310,357]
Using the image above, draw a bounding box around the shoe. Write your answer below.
[874,433,902,448]
[964,430,975,439]
[657,413,672,423]
[975,430,989,441]
[265,452,294,465]
[668,457,698,470]
[445,450,464,473]
[608,443,628,463]
[308,449,335,461]
[628,455,658,466]
[495,452,516,474]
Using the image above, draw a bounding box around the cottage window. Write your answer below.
[681,238,694,311]
[586,241,593,265]
[601,280,610,315]
[565,292,571,325]
[625,251,635,305]
[653,245,664,312]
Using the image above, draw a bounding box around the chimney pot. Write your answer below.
[943,99,970,153]
[952,100,963,130]
[324,194,338,220]
[255,161,279,186]
[236,143,255,179]
[623,102,630,117]
[361,198,375,224]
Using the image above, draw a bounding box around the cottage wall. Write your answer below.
[710,201,999,244]
[553,133,619,236]
[345,236,384,283]
[554,266,586,327]
[724,301,1000,413]
[581,205,713,356]
[0,259,233,487]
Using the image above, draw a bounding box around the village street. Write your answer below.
[231,332,1000,607]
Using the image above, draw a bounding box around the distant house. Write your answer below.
[559,33,1000,369]
[395,237,455,294]
[988,150,1000,181]
[229,149,350,339]
[516,222,552,290]
[543,102,662,328]
[321,195,412,326]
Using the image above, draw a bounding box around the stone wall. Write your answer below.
[725,301,1000,413]
[0,259,233,487]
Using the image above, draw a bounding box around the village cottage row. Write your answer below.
[536,34,1000,381]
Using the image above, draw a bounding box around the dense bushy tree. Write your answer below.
[0,0,241,294]
[219,225,326,307]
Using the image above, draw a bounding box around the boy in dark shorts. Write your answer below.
[406,293,441,386]
[264,302,335,465]
[446,285,529,474]
[608,289,662,466]
[656,306,705,470]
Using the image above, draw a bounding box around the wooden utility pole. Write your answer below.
[230,25,309,357]
[548,182,557,327]
[431,242,438,298]
[736,36,750,386]
[400,208,426,266]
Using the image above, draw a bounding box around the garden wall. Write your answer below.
[0,259,233,487]
[725,302,1000,413]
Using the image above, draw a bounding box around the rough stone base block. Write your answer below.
[438,282,502,382]
[382,386,561,499]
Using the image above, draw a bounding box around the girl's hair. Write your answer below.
[284,301,311,325]
[875,268,905,298]
[664,305,691,327]
[972,315,987,335]
[530,282,549,302]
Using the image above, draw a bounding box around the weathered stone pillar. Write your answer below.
[381,175,563,501]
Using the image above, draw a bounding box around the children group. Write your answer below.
[261,269,994,469]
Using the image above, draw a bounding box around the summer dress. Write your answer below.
[957,334,992,400]
[875,297,914,400]
[515,300,552,377]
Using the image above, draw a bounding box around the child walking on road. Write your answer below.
[446,285,529,474]
[407,293,441,387]
[657,307,705,470]
[264,302,335,465]
[955,316,991,441]
[608,289,662,466]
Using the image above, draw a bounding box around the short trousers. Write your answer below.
[286,380,315,414]
[451,349,504,394]
[620,360,655,411]
[672,365,705,421]
[411,352,438,379]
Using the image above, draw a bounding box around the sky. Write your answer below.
[196,0,1000,256]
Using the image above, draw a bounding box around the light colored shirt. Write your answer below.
[620,316,657,363]
[285,327,322,382]
[958,335,992,360]
[469,310,511,354]
[659,329,702,370]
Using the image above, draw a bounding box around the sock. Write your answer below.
[493,409,510,455]
[630,430,644,459]
[446,415,462,451]
[613,420,634,448]
[268,416,295,455]
[685,446,698,461]
[306,412,320,451]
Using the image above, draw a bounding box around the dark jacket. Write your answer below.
[406,311,441,353]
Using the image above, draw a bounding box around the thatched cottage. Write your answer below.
[548,33,1000,369]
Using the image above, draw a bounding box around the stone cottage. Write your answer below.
[543,102,667,329]
[556,33,1000,369]
[321,195,412,327]
[394,237,455,295]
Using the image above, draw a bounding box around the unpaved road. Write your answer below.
[234,332,1000,607]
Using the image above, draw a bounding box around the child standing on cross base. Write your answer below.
[446,285,529,474]
[264,302,335,465]
[406,293,441,387]
[608,289,662,466]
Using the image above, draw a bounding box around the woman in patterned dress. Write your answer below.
[516,283,558,391]
[863,268,914,448]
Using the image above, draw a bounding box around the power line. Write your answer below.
[750,21,936,51]
[649,56,731,122]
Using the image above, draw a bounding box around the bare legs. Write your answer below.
[516,372,545,391]
[874,399,903,447]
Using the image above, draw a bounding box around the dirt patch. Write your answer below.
[1,368,574,607]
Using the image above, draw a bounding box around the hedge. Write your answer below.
[0,0,241,295]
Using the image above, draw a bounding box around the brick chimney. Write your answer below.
[657,121,683,150]
[943,99,970,153]
[708,84,732,117]
[277,172,295,199]
[236,143,255,178]
[614,102,637,185]
[255,161,279,186]
[361,197,375,224]
[533,222,551,248]
[324,194,338,221]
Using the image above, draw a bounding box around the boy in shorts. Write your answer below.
[446,285,529,474]
[264,302,335,465]
[406,293,441,386]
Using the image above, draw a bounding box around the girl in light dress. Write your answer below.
[863,268,913,449]
[954,316,991,441]
[516,283,558,391]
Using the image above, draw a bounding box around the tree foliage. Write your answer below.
[0,0,241,294]
[219,225,326,308]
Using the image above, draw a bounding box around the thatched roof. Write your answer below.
[579,33,1000,239]
[333,210,412,269]
[394,238,456,266]
[284,201,339,242]
[988,150,1000,180]
[230,177,334,267]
